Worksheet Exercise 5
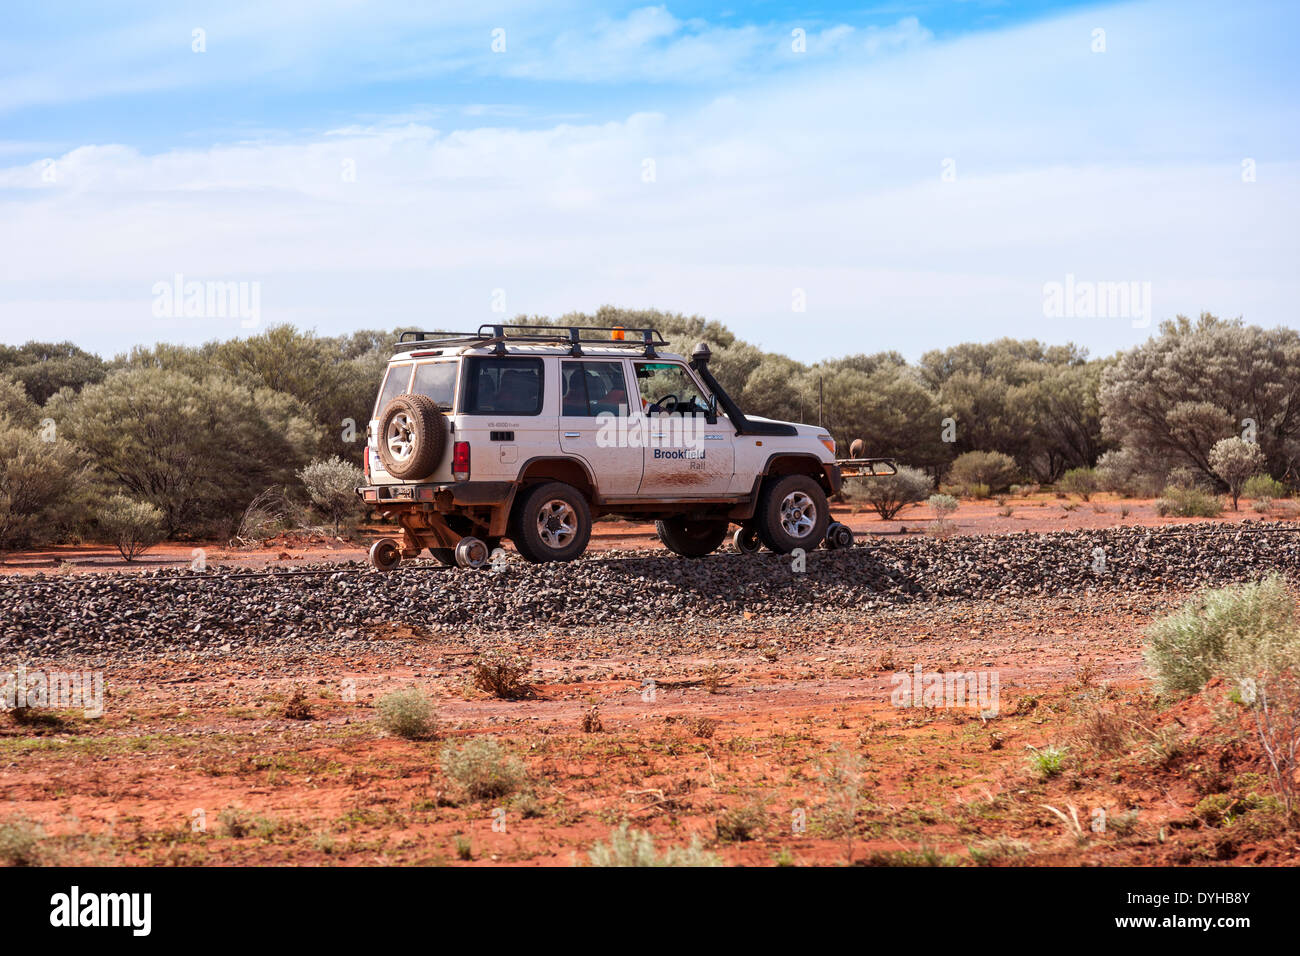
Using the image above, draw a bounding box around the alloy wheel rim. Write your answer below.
[780,491,816,538]
[386,412,415,461]
[537,500,577,548]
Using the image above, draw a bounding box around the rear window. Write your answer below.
[462,357,544,415]
[374,363,412,416]
[411,361,457,409]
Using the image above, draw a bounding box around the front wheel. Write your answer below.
[656,517,729,557]
[511,482,592,563]
[755,474,830,554]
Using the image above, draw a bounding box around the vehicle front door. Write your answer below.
[631,360,736,497]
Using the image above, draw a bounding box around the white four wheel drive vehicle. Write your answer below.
[357,325,896,569]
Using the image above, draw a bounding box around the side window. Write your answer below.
[374,363,412,416]
[633,362,711,416]
[463,357,544,415]
[561,361,631,417]
[410,361,457,409]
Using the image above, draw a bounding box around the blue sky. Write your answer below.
[1,0,1297,363]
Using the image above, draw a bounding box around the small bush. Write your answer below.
[471,650,532,699]
[928,493,958,519]
[1094,449,1163,498]
[947,451,1018,494]
[1057,467,1099,501]
[376,688,437,739]
[580,706,603,733]
[1209,437,1266,511]
[715,795,770,843]
[282,685,313,720]
[964,482,991,500]
[0,817,44,866]
[97,494,165,562]
[969,836,1030,865]
[1253,497,1274,514]
[1029,745,1066,778]
[219,806,282,839]
[926,494,959,537]
[297,456,365,535]
[1155,486,1223,518]
[843,465,932,520]
[1244,474,1286,500]
[1143,574,1295,695]
[439,737,529,801]
[586,822,721,867]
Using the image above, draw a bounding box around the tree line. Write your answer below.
[1,309,1295,551]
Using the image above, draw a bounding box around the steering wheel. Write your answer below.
[651,393,680,414]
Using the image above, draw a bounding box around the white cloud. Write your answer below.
[0,0,1296,362]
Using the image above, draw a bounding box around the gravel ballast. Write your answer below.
[3,523,1298,657]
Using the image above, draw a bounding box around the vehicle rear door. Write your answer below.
[557,358,642,497]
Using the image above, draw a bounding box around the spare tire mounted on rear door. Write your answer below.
[377,393,447,480]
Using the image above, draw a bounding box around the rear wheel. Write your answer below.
[755,474,830,554]
[656,517,729,557]
[511,482,592,563]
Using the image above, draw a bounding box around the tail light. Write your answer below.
[452,441,471,481]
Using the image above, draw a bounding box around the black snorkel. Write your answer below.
[689,342,797,437]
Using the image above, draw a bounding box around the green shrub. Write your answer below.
[297,456,365,535]
[947,451,1019,495]
[1094,448,1162,498]
[97,494,165,561]
[439,737,528,801]
[1029,745,1066,778]
[376,688,437,739]
[843,465,932,520]
[1143,575,1295,695]
[1244,474,1287,500]
[1057,467,1099,501]
[586,822,721,867]
[1209,437,1267,511]
[928,493,958,518]
[1154,486,1223,518]
[0,424,84,552]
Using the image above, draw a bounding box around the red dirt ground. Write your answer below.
[2,493,1296,866]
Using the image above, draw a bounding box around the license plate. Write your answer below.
[389,486,414,500]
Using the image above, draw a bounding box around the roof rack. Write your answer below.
[395,325,667,358]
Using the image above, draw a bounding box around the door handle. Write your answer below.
[564,432,581,439]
